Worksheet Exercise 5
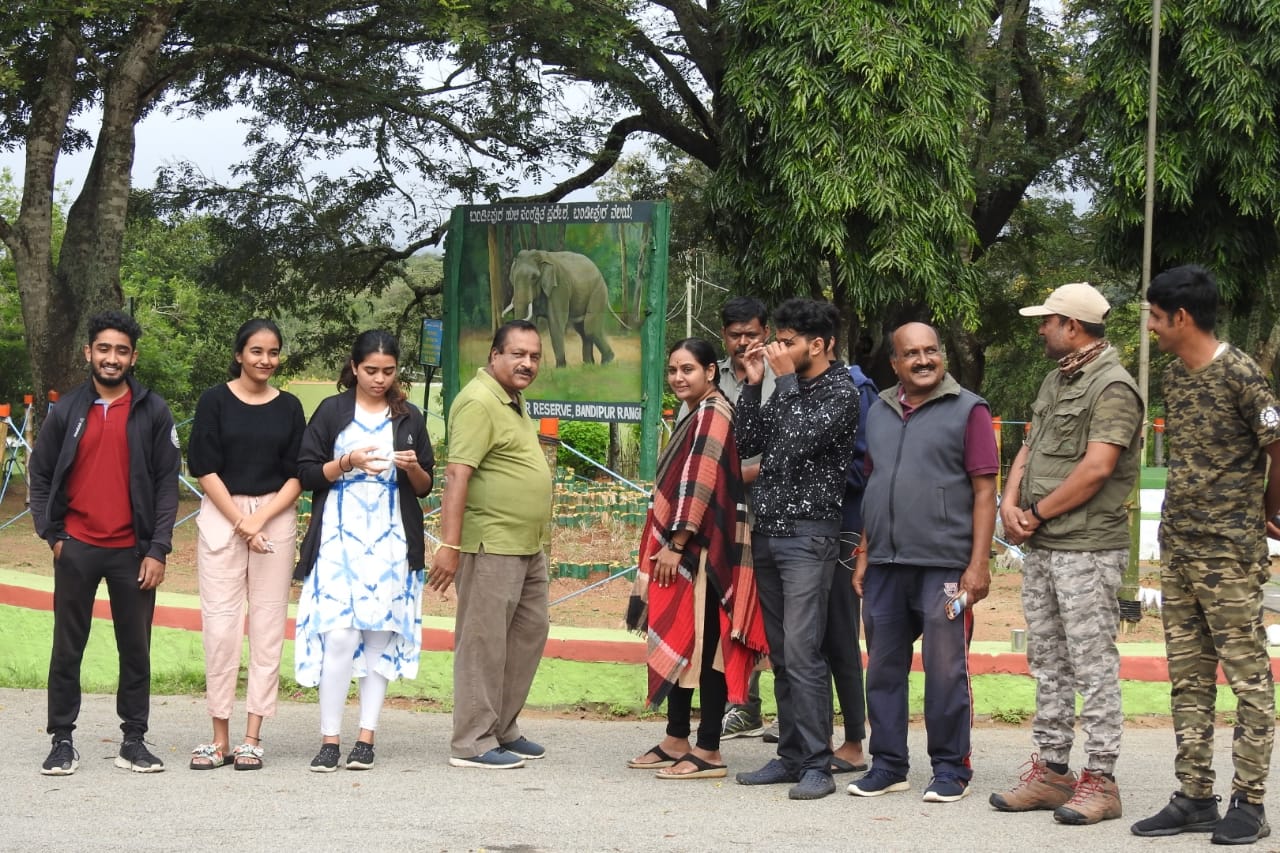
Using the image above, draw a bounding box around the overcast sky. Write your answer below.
[0,102,608,238]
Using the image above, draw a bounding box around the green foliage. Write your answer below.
[712,0,990,321]
[558,421,609,469]
[1084,0,1280,300]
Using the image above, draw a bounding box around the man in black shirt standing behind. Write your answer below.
[733,298,858,800]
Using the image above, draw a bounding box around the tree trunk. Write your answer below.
[9,26,80,413]
[1258,315,1280,380]
[8,12,172,415]
[944,320,986,393]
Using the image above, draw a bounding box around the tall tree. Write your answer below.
[0,1,565,404]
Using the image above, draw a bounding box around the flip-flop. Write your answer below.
[829,756,869,774]
[656,753,728,780]
[627,745,678,769]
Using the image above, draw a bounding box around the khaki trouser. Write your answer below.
[450,548,549,757]
[196,493,297,720]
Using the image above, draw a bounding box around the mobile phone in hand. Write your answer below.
[945,592,968,620]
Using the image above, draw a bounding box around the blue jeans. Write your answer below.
[753,529,837,775]
[863,564,973,781]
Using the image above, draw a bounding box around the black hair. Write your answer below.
[228,318,284,379]
[1078,319,1106,339]
[338,329,408,417]
[87,310,142,349]
[1147,264,1218,332]
[492,319,540,354]
[668,337,721,388]
[772,297,836,345]
[720,296,768,328]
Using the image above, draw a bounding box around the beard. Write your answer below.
[91,364,130,387]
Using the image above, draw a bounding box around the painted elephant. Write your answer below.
[507,249,619,367]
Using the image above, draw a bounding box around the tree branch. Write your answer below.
[504,115,649,203]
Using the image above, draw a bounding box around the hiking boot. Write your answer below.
[848,767,910,797]
[721,707,764,739]
[990,754,1075,811]
[41,737,78,776]
[309,743,341,773]
[1131,791,1222,837]
[789,769,836,801]
[345,740,375,770]
[115,738,165,773]
[923,772,971,803]
[1054,769,1122,825]
[1212,795,1270,845]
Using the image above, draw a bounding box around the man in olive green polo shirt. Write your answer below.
[430,320,553,769]
[992,283,1143,825]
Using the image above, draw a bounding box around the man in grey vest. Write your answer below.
[991,283,1142,826]
[850,322,998,804]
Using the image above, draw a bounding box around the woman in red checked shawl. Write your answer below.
[626,338,768,780]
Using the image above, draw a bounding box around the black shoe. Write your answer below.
[1131,791,1221,836]
[115,738,165,773]
[789,769,837,800]
[345,741,375,770]
[735,758,798,786]
[1212,796,1270,845]
[309,743,341,773]
[41,737,78,776]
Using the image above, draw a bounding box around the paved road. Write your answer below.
[1,687,1267,852]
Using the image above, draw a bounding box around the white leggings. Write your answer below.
[317,628,393,737]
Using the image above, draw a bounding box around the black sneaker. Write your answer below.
[309,743,341,773]
[345,741,375,770]
[1212,795,1270,845]
[115,738,165,773]
[1131,791,1221,836]
[41,738,78,776]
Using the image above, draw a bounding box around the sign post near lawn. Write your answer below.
[442,201,670,480]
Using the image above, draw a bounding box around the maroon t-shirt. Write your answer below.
[64,390,136,548]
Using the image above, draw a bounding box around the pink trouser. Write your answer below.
[196,493,297,720]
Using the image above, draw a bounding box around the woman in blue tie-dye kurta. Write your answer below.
[293,330,434,772]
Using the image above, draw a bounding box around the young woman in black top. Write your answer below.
[186,319,306,770]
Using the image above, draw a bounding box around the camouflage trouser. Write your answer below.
[1162,556,1274,802]
[1022,547,1125,774]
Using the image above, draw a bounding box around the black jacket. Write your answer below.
[28,376,181,563]
[295,390,435,579]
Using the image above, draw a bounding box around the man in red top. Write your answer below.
[29,311,181,775]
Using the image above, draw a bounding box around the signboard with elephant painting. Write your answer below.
[442,200,670,478]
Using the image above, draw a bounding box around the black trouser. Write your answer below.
[825,537,866,742]
[47,538,156,738]
[665,587,728,752]
[754,529,838,776]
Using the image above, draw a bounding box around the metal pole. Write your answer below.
[686,272,693,338]
[1125,0,1162,615]
[1139,0,1161,412]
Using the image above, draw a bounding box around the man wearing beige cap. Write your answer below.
[989,283,1143,826]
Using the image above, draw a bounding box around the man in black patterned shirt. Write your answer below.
[733,297,859,801]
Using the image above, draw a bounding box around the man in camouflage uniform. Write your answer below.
[1130,265,1280,846]
[991,283,1142,825]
